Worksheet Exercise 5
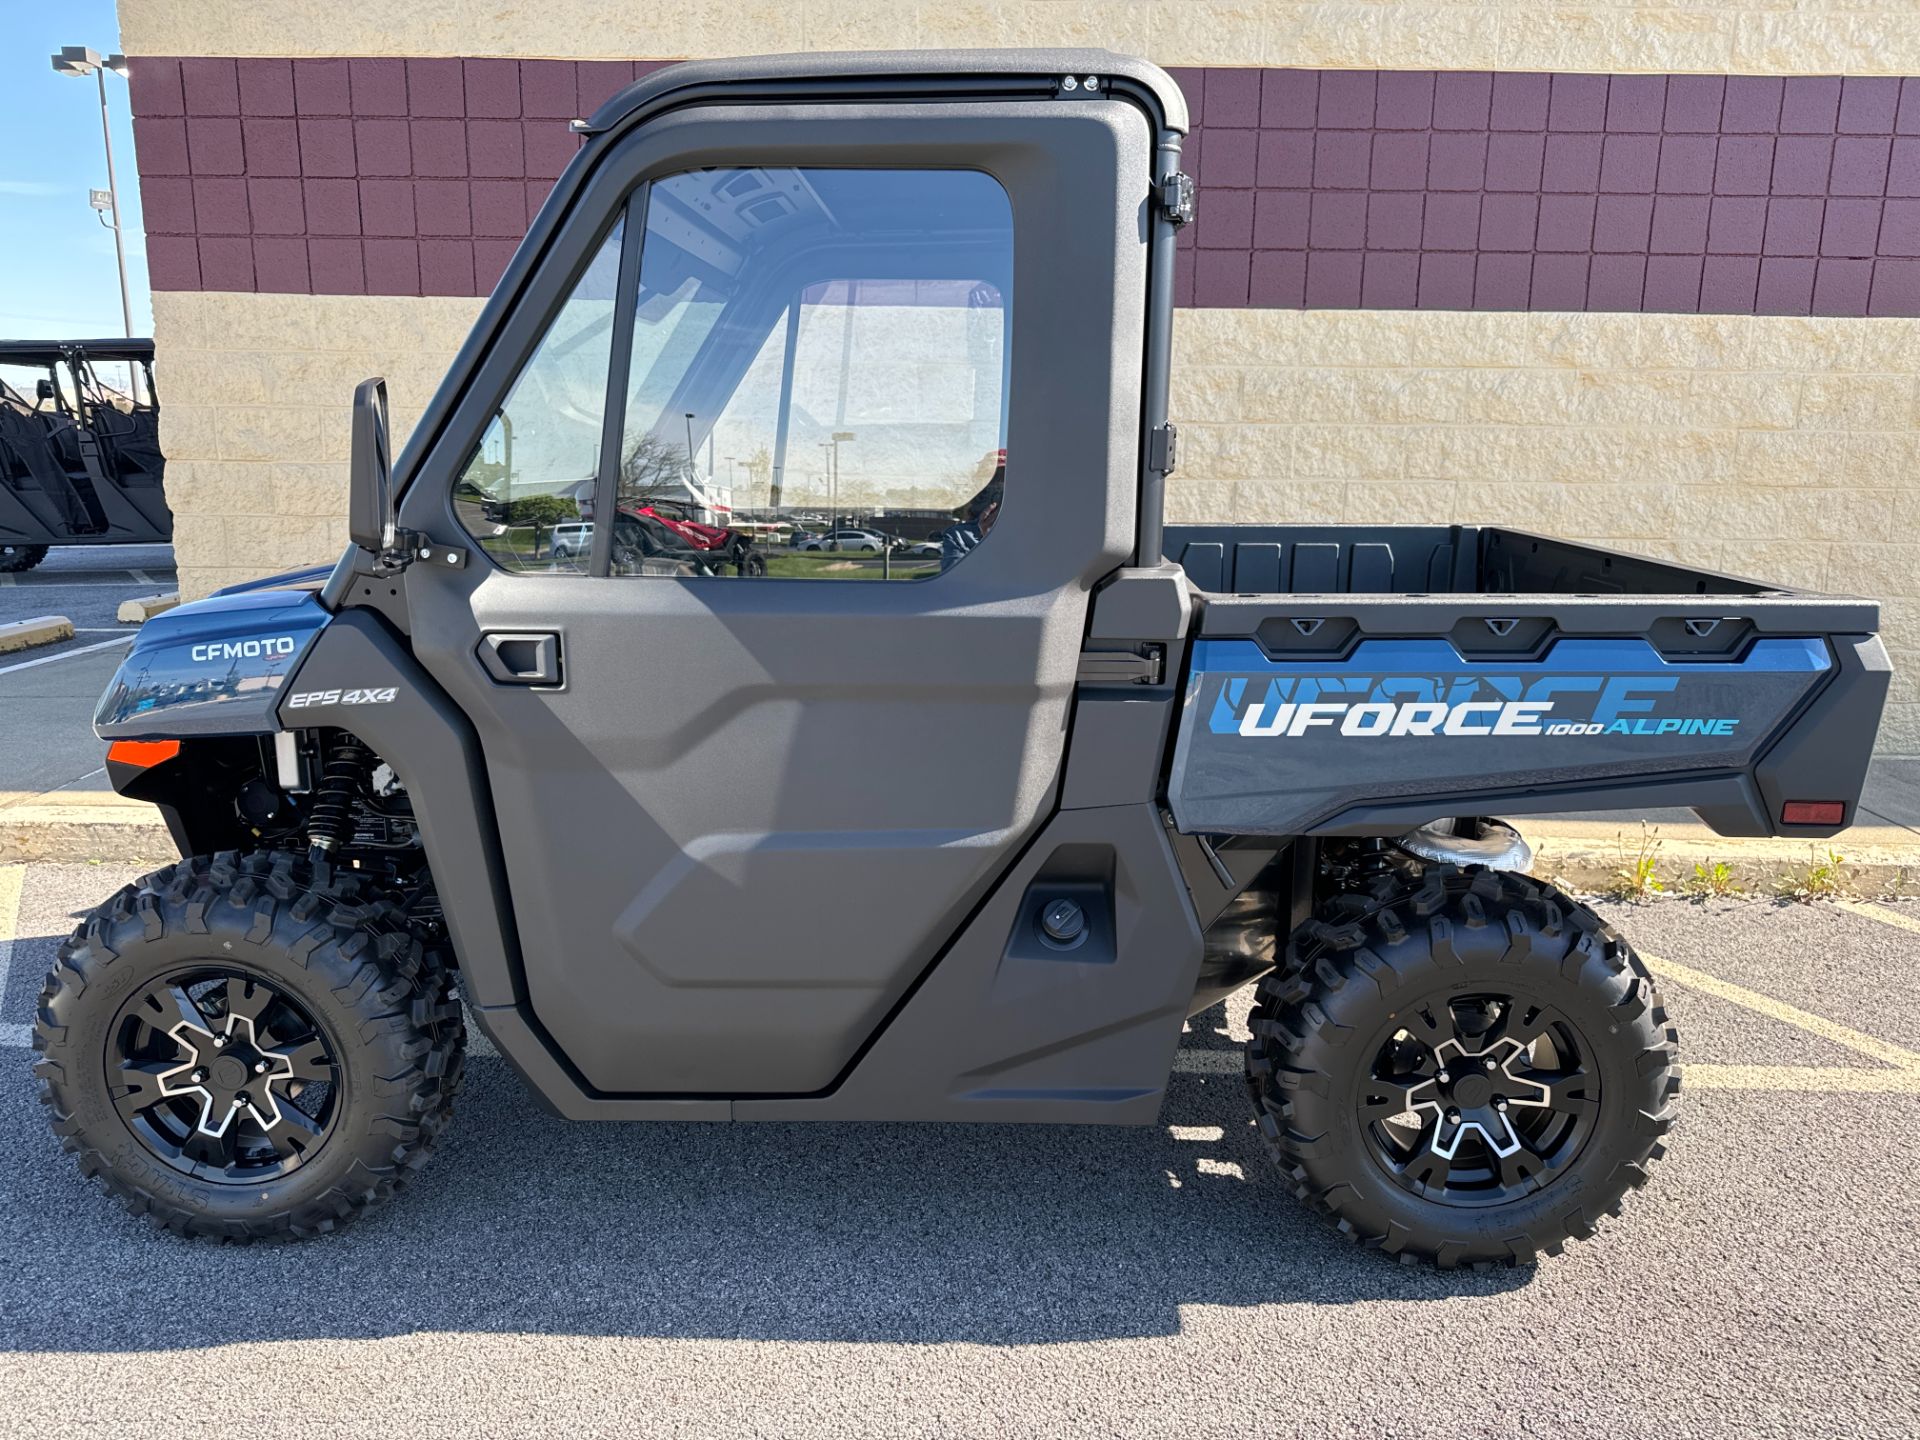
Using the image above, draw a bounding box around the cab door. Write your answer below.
[394,90,1154,1095]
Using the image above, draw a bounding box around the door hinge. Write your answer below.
[1077,645,1165,686]
[381,529,469,573]
[1148,422,1179,477]
[1159,171,1195,228]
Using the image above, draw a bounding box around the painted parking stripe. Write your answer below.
[1836,899,1920,939]
[0,634,133,678]
[1164,1049,1920,1094]
[1684,1064,1920,1094]
[0,866,23,1049]
[1642,951,1920,1072]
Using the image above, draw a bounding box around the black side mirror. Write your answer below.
[347,377,393,554]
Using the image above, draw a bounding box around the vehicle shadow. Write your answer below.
[1,994,1530,1355]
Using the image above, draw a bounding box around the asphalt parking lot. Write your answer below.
[0,860,1915,1438]
[0,545,174,803]
[0,543,174,650]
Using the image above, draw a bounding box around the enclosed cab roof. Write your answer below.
[577,48,1190,137]
[0,339,156,364]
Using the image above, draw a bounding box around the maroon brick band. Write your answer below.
[129,57,1920,316]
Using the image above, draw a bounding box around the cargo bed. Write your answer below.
[1162,525,1889,841]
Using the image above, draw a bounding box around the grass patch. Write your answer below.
[1607,823,1665,904]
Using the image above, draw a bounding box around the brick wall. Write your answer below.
[129,56,1920,319]
[1169,69,1920,316]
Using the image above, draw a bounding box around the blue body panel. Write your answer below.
[1170,636,1833,836]
[93,589,331,739]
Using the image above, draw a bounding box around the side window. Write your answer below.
[608,168,1012,580]
[453,219,624,573]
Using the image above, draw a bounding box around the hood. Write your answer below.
[210,563,334,597]
[94,589,332,739]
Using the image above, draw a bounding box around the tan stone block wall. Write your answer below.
[152,292,482,597]
[122,0,1920,75]
[1169,308,1920,752]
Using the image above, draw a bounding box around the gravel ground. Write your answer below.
[0,863,1916,1439]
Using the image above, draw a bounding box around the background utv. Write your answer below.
[35,51,1886,1266]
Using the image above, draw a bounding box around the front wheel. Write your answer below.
[0,543,48,573]
[33,851,464,1240]
[1247,866,1679,1267]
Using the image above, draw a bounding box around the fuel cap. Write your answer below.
[1040,898,1086,944]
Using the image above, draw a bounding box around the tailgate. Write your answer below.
[1169,615,1889,841]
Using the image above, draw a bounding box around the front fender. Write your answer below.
[93,590,330,739]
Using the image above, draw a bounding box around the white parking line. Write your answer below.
[1643,951,1920,1072]
[0,867,23,1049]
[1836,899,1920,939]
[0,634,133,677]
[1684,1065,1920,1094]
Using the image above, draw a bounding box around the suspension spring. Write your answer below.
[306,738,371,861]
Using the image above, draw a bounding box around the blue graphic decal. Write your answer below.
[1193,636,1830,741]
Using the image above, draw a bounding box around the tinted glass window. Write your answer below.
[452,219,623,573]
[606,168,1011,581]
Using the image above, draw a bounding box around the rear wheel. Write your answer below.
[33,850,464,1240]
[1246,865,1679,1267]
[0,543,48,573]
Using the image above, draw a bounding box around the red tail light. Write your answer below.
[1781,801,1845,826]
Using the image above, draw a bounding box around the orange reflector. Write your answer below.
[1782,800,1845,826]
[107,739,181,769]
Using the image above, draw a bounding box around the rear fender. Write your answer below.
[1169,633,1887,839]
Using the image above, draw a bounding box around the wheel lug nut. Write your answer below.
[254,1060,269,1074]
[1446,1108,1461,1123]
[1496,1099,1509,1112]
[190,1069,206,1084]
[1485,1057,1498,1070]
[213,1036,228,1049]
[1436,1070,1451,1084]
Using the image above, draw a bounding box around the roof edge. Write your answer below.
[580,49,1188,136]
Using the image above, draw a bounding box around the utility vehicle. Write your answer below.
[0,338,171,571]
[35,51,1887,1264]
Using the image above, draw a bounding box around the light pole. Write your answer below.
[818,442,835,541]
[51,47,134,346]
[831,430,854,531]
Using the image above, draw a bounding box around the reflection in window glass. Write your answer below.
[610,168,1012,580]
[452,219,623,573]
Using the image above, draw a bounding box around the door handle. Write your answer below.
[477,631,562,686]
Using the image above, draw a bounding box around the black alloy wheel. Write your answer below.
[1357,992,1598,1207]
[107,967,339,1184]
[36,850,464,1239]
[1246,865,1680,1267]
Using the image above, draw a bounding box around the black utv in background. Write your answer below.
[0,338,171,571]
[35,51,1888,1266]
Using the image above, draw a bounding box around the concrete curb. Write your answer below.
[116,592,180,623]
[1529,822,1918,900]
[0,615,74,656]
[0,794,173,865]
